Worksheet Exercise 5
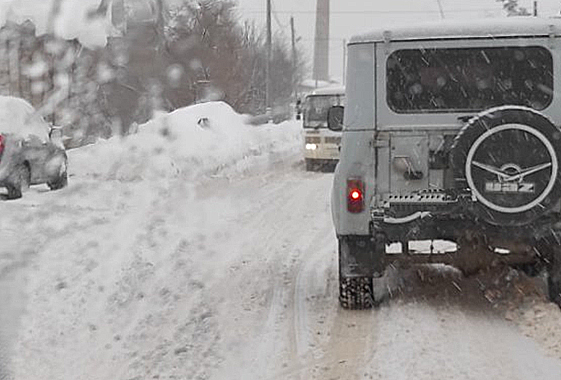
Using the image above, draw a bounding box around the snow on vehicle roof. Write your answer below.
[350,17,561,44]
[0,96,50,141]
[307,86,345,97]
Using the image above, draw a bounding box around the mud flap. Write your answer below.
[338,235,385,278]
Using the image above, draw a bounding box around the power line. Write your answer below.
[271,0,290,30]
[240,8,502,15]
[435,0,445,19]
[299,37,346,41]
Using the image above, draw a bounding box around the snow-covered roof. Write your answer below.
[307,86,345,97]
[350,17,561,44]
[0,96,50,141]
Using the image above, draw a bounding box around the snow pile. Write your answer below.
[71,101,302,182]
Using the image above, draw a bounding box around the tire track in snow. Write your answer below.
[205,168,378,380]
[0,203,46,380]
[205,169,337,380]
[292,215,334,357]
[0,270,25,380]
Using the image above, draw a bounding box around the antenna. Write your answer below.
[436,0,445,19]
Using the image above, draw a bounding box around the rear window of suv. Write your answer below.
[386,46,553,113]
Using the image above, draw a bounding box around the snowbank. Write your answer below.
[9,101,305,380]
[70,101,302,182]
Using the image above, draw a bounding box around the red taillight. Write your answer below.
[0,135,4,158]
[347,178,364,213]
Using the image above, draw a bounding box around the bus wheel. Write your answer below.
[305,159,315,171]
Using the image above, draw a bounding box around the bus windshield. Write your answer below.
[303,94,345,128]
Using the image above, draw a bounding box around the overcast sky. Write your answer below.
[234,0,561,82]
[3,0,561,80]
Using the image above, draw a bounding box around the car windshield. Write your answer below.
[303,94,344,127]
[2,2,561,380]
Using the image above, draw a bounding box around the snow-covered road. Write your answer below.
[1,103,561,379]
[2,156,561,379]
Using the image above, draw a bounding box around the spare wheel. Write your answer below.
[450,106,561,226]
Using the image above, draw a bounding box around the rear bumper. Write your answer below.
[305,158,338,165]
[371,210,561,246]
[304,145,340,160]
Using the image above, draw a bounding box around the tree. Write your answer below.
[0,0,306,142]
[149,0,304,118]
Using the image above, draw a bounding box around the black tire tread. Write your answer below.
[20,163,30,191]
[6,183,21,200]
[48,167,68,190]
[547,253,561,307]
[339,276,377,309]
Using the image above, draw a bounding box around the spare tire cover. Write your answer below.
[450,106,561,226]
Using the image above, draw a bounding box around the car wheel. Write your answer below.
[48,159,68,190]
[20,163,30,192]
[339,276,376,309]
[450,106,561,226]
[547,257,561,308]
[338,235,385,309]
[5,182,22,200]
[510,262,543,277]
[534,237,561,307]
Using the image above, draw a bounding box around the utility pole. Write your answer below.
[342,39,346,86]
[533,1,538,16]
[313,0,329,86]
[290,16,297,101]
[266,0,272,117]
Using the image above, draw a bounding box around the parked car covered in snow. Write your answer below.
[331,17,561,309]
[0,96,68,199]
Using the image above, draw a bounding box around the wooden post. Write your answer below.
[266,0,272,116]
[290,16,297,101]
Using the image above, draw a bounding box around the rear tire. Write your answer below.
[510,262,543,277]
[339,276,376,309]
[338,234,386,309]
[535,237,561,307]
[48,171,67,190]
[48,159,68,190]
[5,184,21,199]
[547,249,561,308]
[5,163,27,199]
[20,163,30,192]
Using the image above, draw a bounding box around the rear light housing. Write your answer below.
[0,134,4,159]
[347,178,364,213]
